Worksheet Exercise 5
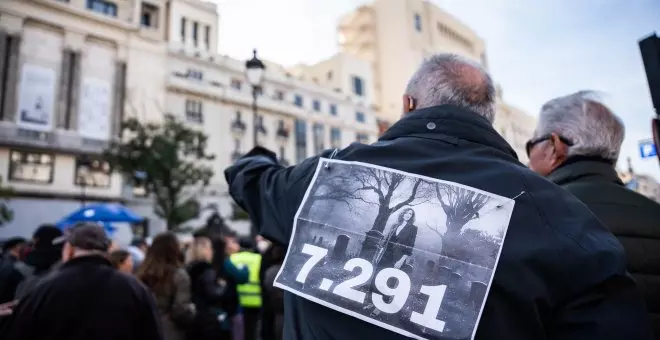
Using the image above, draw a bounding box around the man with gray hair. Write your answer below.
[225,54,652,340]
[529,91,660,338]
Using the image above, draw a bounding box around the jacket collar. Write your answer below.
[547,156,622,186]
[62,254,112,269]
[379,105,518,159]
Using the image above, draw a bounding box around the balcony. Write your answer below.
[0,122,112,154]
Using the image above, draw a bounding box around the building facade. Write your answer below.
[338,0,536,161]
[0,0,378,237]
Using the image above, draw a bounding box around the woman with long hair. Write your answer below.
[187,235,232,340]
[364,208,419,316]
[137,233,194,340]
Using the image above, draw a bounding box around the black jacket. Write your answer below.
[548,156,660,338]
[187,261,231,340]
[225,105,654,340]
[0,254,163,340]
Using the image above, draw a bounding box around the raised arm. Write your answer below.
[224,146,329,245]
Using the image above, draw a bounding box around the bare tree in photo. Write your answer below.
[301,168,376,216]
[434,184,490,236]
[354,168,428,233]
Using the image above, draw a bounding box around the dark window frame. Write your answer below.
[294,94,304,108]
[8,150,55,184]
[312,99,321,112]
[329,104,338,116]
[86,0,117,17]
[414,13,422,32]
[356,111,366,123]
[351,76,364,97]
[74,156,112,188]
[181,17,186,41]
[185,99,204,124]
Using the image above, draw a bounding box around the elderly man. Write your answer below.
[225,54,653,340]
[528,91,660,338]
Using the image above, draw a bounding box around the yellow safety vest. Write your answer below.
[230,251,262,308]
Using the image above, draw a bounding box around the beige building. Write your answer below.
[338,0,536,162]
[0,0,378,237]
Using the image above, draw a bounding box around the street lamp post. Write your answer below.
[245,49,266,148]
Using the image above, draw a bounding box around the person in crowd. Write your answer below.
[527,90,660,338]
[225,53,654,339]
[0,222,163,340]
[137,233,195,340]
[128,238,149,271]
[14,225,64,299]
[0,238,27,304]
[230,236,263,340]
[262,245,286,340]
[212,232,249,340]
[187,233,232,340]
[256,235,277,340]
[109,249,134,274]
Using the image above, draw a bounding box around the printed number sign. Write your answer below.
[274,159,515,340]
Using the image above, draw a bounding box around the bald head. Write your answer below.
[404,54,496,122]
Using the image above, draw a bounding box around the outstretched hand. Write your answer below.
[0,300,18,316]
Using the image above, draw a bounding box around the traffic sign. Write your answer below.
[639,139,657,159]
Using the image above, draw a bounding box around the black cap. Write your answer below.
[53,223,111,252]
[2,237,26,253]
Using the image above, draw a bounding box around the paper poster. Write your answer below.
[78,77,112,140]
[16,64,56,131]
[274,158,515,340]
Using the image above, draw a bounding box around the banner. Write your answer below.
[78,77,112,140]
[16,64,56,131]
[274,158,515,340]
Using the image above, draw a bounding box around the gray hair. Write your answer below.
[404,54,496,122]
[536,91,625,161]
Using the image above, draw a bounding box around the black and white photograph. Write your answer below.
[16,64,56,131]
[274,159,516,340]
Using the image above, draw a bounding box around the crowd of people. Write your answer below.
[0,222,287,340]
[0,51,658,340]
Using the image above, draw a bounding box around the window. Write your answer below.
[274,90,285,101]
[351,76,364,96]
[187,69,203,81]
[294,94,303,107]
[330,127,341,148]
[8,150,54,183]
[327,71,333,80]
[356,111,366,123]
[230,79,242,90]
[295,119,307,163]
[356,133,369,144]
[312,100,321,112]
[192,22,199,46]
[205,25,211,48]
[86,0,117,17]
[185,99,203,123]
[329,104,337,116]
[181,17,186,41]
[140,3,159,28]
[414,13,422,32]
[313,123,325,154]
[75,157,112,188]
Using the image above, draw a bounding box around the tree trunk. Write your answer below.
[445,219,467,236]
[370,204,391,233]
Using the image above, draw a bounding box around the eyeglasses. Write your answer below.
[525,134,574,157]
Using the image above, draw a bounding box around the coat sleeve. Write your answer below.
[223,258,250,284]
[548,246,655,340]
[169,269,195,326]
[224,146,331,245]
[137,283,165,340]
[200,267,227,304]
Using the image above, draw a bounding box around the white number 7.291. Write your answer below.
[295,244,328,284]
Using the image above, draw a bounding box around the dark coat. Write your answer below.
[379,223,417,267]
[0,255,163,340]
[225,105,654,340]
[187,261,231,340]
[548,156,660,338]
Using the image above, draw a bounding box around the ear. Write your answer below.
[550,133,569,165]
[402,95,416,114]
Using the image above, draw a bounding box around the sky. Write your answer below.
[212,0,660,180]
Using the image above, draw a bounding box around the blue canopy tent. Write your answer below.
[56,203,144,236]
